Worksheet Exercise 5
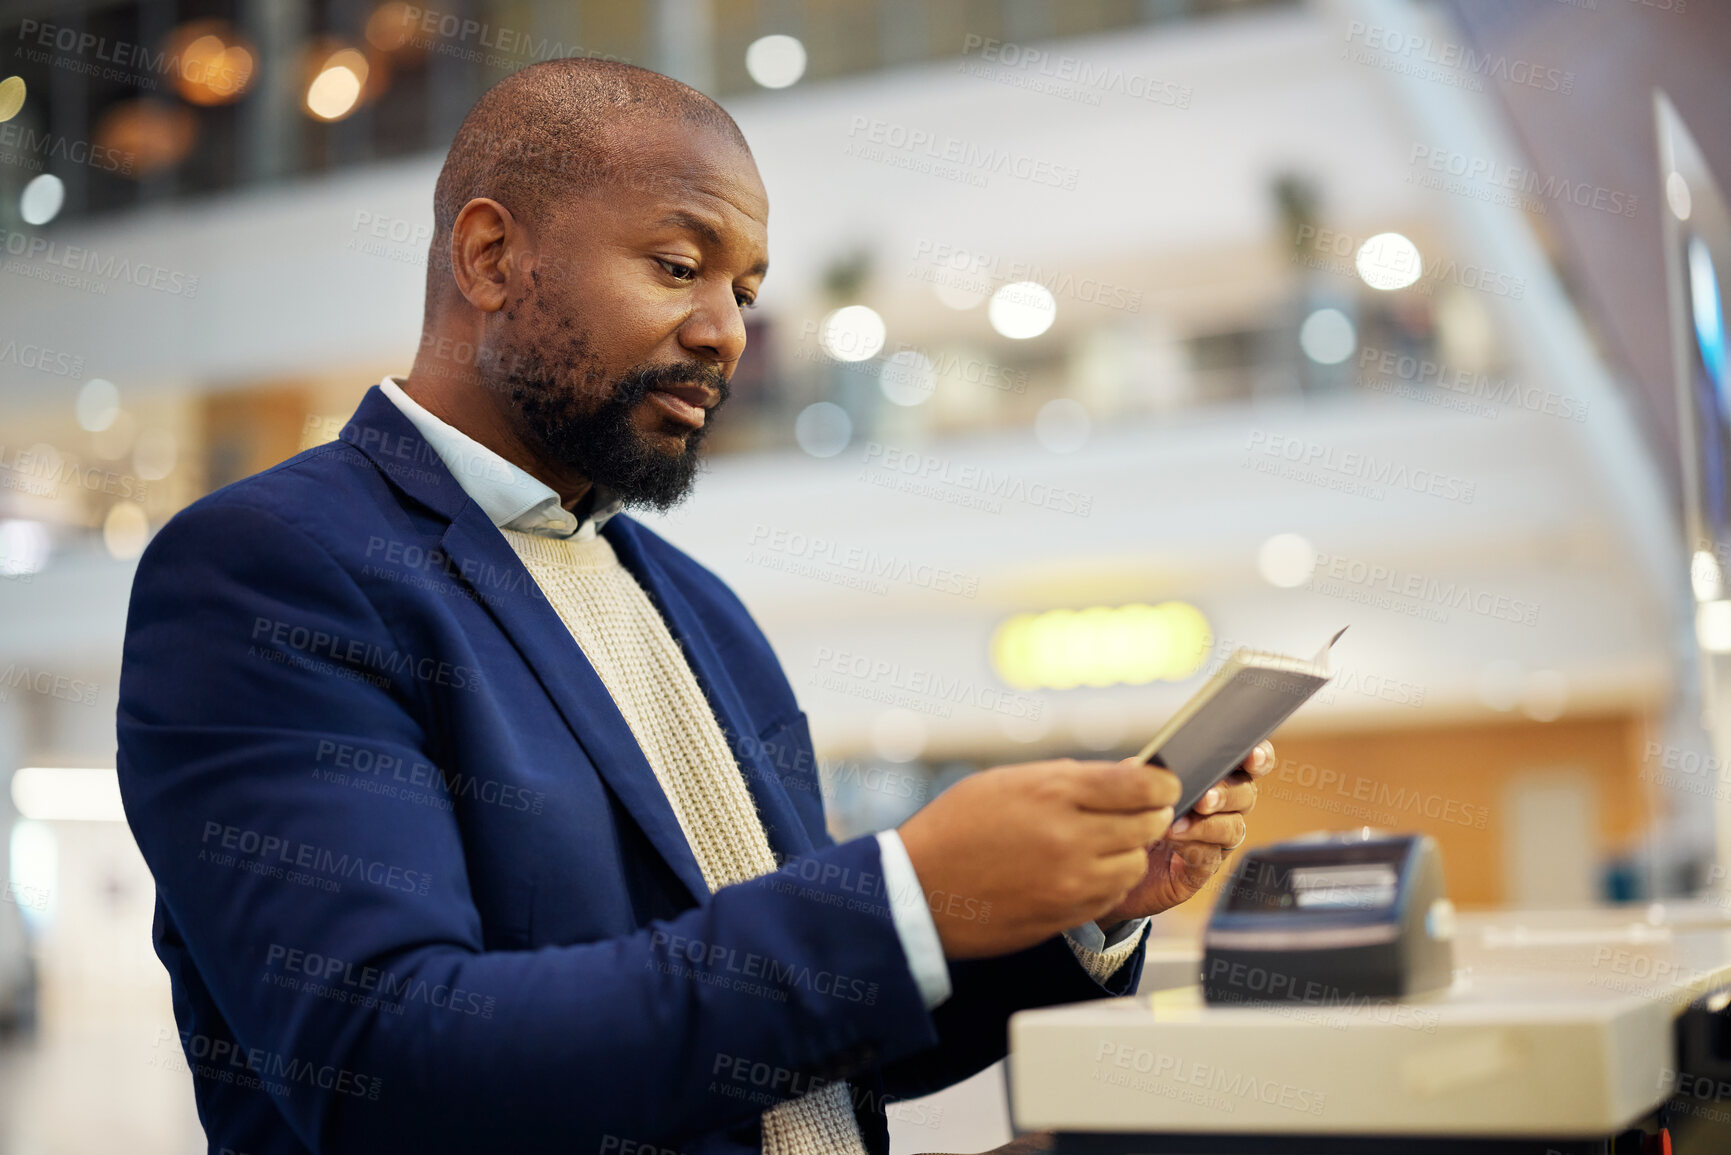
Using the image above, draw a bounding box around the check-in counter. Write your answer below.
[1010,904,1731,1153]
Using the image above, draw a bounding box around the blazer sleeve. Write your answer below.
[117,499,940,1154]
[876,926,1148,1101]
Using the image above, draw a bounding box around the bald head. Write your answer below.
[406,58,769,514]
[428,58,751,295]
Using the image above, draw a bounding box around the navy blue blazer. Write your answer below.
[117,385,1144,1155]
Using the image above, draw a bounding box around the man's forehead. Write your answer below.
[599,118,767,223]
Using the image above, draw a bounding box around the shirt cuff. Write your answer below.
[1065,917,1149,953]
[1063,917,1150,985]
[875,830,952,1010]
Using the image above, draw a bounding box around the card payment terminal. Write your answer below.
[1201,830,1455,1004]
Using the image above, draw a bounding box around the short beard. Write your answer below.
[504,349,731,512]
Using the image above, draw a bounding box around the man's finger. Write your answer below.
[1195,775,1258,816]
[1166,812,1248,849]
[1170,841,1222,882]
[1239,740,1276,778]
[1075,808,1175,853]
[1096,845,1157,896]
[1071,760,1182,812]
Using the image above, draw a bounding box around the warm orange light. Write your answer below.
[94,100,197,178]
[306,66,361,121]
[302,41,389,122]
[326,48,371,90]
[365,2,421,53]
[0,75,25,123]
[167,20,254,105]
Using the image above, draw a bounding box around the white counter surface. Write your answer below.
[1010,903,1731,1136]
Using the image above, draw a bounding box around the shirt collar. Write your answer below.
[377,376,622,540]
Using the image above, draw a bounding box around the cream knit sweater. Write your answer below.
[503,529,867,1155]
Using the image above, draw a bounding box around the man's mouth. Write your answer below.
[644,381,716,429]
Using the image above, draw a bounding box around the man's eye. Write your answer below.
[657,259,696,281]
[735,292,756,310]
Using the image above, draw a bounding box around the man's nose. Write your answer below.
[678,285,749,367]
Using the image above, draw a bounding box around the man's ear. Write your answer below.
[448,197,519,313]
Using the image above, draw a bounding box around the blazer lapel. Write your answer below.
[342,388,711,905]
[607,520,815,863]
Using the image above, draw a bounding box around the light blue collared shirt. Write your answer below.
[380,378,622,539]
[378,377,965,1006]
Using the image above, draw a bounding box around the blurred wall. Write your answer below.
[1244,710,1653,910]
[1444,0,1731,490]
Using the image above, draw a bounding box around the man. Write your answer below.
[117,60,1270,1154]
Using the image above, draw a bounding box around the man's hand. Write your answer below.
[897,759,1182,958]
[1094,740,1275,925]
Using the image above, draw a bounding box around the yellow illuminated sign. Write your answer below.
[990,602,1211,690]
